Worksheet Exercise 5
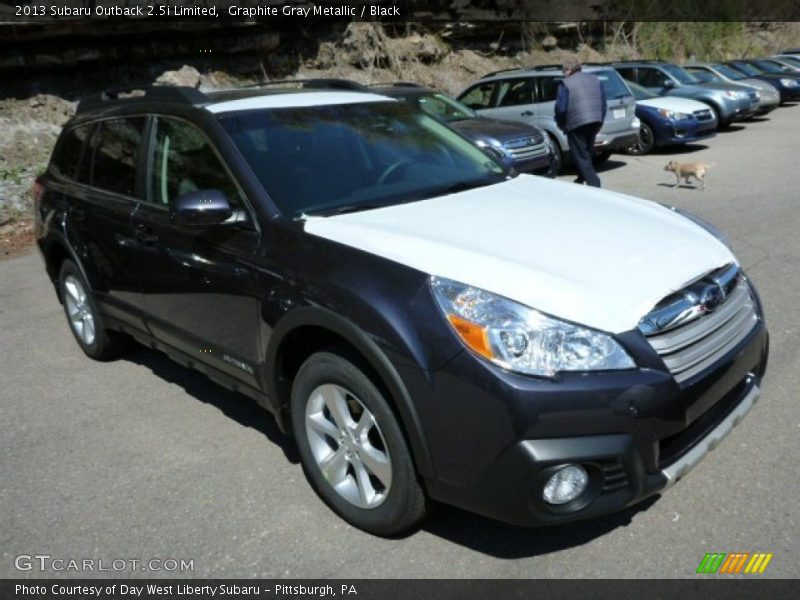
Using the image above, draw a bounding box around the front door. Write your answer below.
[132,116,262,387]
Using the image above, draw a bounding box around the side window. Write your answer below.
[615,67,636,82]
[74,118,145,196]
[50,124,93,180]
[150,117,242,208]
[92,118,146,196]
[497,79,534,107]
[536,76,562,103]
[686,67,716,83]
[459,83,496,109]
[639,68,668,88]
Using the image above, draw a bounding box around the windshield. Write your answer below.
[661,64,698,85]
[730,62,761,76]
[218,101,506,218]
[406,93,476,122]
[778,55,800,67]
[624,79,657,100]
[712,63,746,80]
[595,69,632,99]
[752,59,787,74]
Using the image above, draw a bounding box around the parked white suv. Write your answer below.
[457,65,640,173]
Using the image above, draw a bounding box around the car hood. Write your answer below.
[637,96,710,113]
[449,117,541,143]
[303,176,735,333]
[696,82,750,92]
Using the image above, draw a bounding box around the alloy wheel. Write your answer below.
[304,383,393,509]
[63,275,96,346]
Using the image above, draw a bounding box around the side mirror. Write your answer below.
[170,189,232,226]
[663,79,676,89]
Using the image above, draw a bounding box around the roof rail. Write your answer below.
[607,59,668,65]
[366,82,423,88]
[529,64,563,71]
[481,67,527,78]
[76,85,208,114]
[232,78,369,92]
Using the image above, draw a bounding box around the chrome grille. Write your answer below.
[639,264,759,384]
[503,135,546,159]
[693,109,714,121]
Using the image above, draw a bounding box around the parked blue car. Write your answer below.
[623,80,717,155]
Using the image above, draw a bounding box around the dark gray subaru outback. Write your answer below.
[35,81,768,535]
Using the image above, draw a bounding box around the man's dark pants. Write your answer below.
[567,123,602,188]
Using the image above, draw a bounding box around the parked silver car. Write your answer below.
[683,62,781,115]
[610,61,758,128]
[457,65,640,174]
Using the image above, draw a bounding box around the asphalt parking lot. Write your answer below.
[1,104,798,579]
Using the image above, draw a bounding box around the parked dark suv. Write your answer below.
[36,82,769,535]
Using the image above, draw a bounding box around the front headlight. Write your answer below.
[658,108,690,119]
[780,78,799,87]
[475,138,510,159]
[724,90,748,99]
[430,277,635,377]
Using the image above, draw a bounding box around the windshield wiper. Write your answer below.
[300,203,385,218]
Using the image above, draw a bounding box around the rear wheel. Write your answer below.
[291,351,426,536]
[58,260,129,360]
[627,121,655,155]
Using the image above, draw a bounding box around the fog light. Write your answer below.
[543,464,588,505]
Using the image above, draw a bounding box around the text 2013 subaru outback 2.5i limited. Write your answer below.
[35,82,768,535]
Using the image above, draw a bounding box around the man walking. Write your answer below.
[555,57,606,187]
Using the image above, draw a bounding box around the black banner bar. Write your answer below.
[2,580,798,600]
[2,0,800,23]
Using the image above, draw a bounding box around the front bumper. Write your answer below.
[419,314,768,527]
[654,117,717,147]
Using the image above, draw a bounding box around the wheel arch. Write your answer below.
[264,307,435,479]
[41,233,95,303]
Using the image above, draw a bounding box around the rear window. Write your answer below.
[595,70,633,99]
[50,124,93,180]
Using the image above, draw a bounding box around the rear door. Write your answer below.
[483,78,539,126]
[64,117,147,329]
[131,115,262,386]
[532,74,564,138]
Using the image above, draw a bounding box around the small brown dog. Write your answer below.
[664,160,713,190]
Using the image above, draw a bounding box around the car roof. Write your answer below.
[476,64,618,83]
[73,80,389,118]
[204,91,392,114]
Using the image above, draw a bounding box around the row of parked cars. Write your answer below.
[380,53,800,172]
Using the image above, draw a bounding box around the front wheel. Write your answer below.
[545,134,563,176]
[627,121,655,155]
[291,351,426,536]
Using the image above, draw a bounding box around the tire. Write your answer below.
[545,133,563,176]
[707,104,728,130]
[58,260,129,360]
[627,121,655,155]
[291,351,426,536]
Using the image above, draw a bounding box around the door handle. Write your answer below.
[134,223,159,247]
[521,110,534,117]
